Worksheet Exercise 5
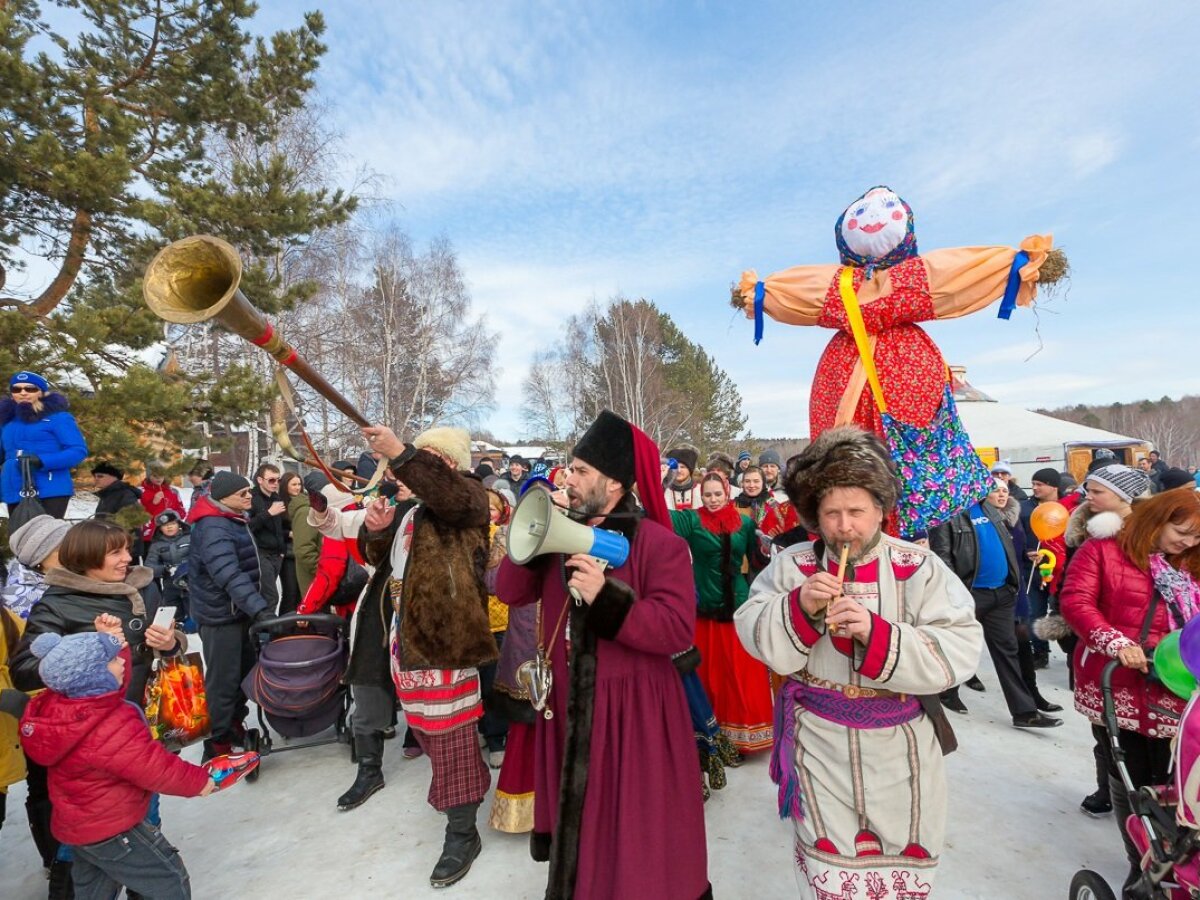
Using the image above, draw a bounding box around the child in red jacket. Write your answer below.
[20,625,214,900]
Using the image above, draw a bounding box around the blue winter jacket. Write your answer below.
[0,393,88,504]
[187,495,269,626]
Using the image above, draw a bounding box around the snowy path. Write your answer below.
[2,648,1129,899]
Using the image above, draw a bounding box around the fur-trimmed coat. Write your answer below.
[495,494,710,900]
[1060,536,1184,737]
[0,393,88,504]
[380,446,497,671]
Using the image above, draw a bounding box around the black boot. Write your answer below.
[337,733,385,811]
[1108,773,1140,872]
[25,795,58,869]
[1082,743,1113,817]
[48,859,73,900]
[430,802,482,888]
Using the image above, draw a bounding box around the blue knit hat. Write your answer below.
[31,632,123,698]
[736,451,751,463]
[10,371,49,393]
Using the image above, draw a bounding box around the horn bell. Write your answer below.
[143,235,245,326]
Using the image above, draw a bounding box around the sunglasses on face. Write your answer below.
[10,385,39,394]
[236,489,252,497]
[263,477,279,485]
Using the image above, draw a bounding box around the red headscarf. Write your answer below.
[696,472,744,535]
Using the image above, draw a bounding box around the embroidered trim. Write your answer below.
[857,613,901,682]
[788,586,825,649]
[1088,626,1137,658]
[848,727,867,827]
[915,629,955,692]
[901,720,922,846]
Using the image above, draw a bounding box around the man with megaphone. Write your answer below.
[495,410,711,900]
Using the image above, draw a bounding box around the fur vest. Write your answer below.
[383,448,497,671]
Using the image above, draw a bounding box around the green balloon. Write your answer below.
[1154,630,1198,700]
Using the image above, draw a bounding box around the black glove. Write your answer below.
[252,608,275,625]
[0,688,30,720]
[19,454,41,470]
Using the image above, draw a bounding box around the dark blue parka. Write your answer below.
[187,495,268,626]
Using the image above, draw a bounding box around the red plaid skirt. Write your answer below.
[414,723,491,811]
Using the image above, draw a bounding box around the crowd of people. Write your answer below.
[2,365,1200,898]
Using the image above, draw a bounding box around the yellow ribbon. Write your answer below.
[837,267,888,414]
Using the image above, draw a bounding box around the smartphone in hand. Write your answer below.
[151,606,177,631]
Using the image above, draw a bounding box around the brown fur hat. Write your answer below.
[705,451,735,477]
[784,426,898,529]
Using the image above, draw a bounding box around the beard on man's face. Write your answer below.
[567,479,611,518]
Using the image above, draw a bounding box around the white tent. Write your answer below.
[951,368,1149,483]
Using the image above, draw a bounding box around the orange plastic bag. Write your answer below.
[144,652,211,747]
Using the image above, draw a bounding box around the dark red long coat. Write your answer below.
[495,503,709,900]
[19,648,211,844]
[1060,538,1185,738]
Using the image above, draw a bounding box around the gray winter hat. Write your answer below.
[210,471,251,501]
[10,515,71,568]
[758,449,782,467]
[1086,464,1150,503]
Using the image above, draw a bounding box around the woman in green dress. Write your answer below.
[671,472,774,754]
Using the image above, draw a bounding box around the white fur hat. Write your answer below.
[413,426,472,471]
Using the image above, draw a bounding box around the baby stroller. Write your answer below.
[1070,660,1200,899]
[241,613,353,781]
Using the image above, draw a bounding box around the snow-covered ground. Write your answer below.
[2,647,1128,899]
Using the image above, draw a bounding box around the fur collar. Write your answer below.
[0,392,70,426]
[1065,505,1126,547]
[1087,511,1125,540]
[590,492,642,542]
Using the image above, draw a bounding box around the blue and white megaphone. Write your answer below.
[506,487,629,598]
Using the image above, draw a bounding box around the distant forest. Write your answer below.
[1038,395,1200,468]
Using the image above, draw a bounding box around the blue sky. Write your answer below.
[256,0,1200,439]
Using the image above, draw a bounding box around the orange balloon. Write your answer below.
[1030,501,1069,541]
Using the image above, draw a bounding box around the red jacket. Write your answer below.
[297,536,351,616]
[139,481,186,542]
[18,647,211,845]
[1060,538,1185,738]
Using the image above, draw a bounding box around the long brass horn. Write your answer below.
[143,235,370,428]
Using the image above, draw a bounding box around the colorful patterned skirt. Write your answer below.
[695,616,774,753]
[488,721,535,833]
[883,384,993,538]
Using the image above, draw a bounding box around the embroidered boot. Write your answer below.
[430,802,482,888]
[337,732,385,811]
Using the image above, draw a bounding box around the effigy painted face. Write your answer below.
[839,187,908,261]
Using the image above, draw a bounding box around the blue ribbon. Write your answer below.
[753,281,765,345]
[997,250,1029,320]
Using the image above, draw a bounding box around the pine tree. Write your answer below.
[0,1,356,468]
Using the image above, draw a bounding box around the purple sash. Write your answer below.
[769,679,922,821]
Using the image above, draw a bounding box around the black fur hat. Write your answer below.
[573,410,634,488]
[665,445,699,475]
[783,427,898,530]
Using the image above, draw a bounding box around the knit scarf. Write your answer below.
[1150,553,1200,627]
